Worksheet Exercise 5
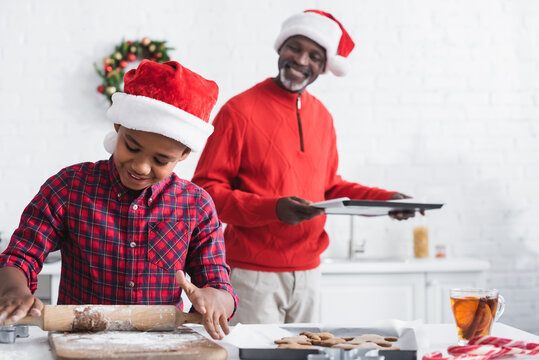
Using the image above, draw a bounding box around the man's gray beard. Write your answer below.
[279,67,310,92]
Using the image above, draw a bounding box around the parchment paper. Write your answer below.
[223,319,420,350]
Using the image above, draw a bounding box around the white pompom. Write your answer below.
[328,55,350,77]
[103,131,118,154]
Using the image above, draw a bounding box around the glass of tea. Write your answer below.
[450,288,505,345]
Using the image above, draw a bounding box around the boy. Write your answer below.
[0,60,236,340]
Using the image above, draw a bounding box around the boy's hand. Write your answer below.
[175,270,234,340]
[0,267,44,324]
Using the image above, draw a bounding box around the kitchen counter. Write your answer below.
[2,322,537,359]
[319,257,490,324]
[320,257,490,274]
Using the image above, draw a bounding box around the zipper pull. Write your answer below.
[296,93,301,110]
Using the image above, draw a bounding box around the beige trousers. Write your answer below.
[229,267,320,325]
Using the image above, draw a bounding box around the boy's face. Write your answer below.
[113,124,191,191]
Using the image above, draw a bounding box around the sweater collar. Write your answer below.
[262,78,309,106]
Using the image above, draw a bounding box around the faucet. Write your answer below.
[348,216,365,260]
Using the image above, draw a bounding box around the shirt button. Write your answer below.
[128,281,135,288]
[148,198,153,204]
[117,193,122,198]
[129,242,136,248]
[132,204,138,210]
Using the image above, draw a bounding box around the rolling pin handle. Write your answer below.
[1,314,43,328]
[180,311,203,325]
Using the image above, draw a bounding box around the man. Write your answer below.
[192,10,415,324]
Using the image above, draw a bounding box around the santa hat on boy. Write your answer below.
[104,60,218,153]
[274,9,355,77]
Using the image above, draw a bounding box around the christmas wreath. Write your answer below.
[95,37,173,103]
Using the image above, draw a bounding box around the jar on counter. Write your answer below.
[413,226,429,258]
[435,244,447,258]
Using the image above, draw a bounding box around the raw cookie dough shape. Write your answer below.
[277,343,315,349]
[274,335,312,345]
[300,331,334,341]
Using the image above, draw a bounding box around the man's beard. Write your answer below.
[279,63,311,92]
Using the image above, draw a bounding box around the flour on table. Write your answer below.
[49,327,208,354]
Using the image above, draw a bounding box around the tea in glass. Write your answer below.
[450,288,504,345]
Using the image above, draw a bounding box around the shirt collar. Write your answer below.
[149,175,169,200]
[107,156,171,203]
[108,156,126,196]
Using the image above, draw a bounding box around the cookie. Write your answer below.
[311,338,346,347]
[356,342,384,349]
[347,334,394,347]
[277,343,314,349]
[351,334,388,342]
[300,331,334,341]
[274,335,311,345]
[274,332,399,351]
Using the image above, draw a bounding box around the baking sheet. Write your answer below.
[239,348,417,360]
[224,321,418,359]
[225,322,418,350]
[311,198,444,216]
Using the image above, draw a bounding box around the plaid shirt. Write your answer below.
[0,158,237,311]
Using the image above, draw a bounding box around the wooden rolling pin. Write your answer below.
[1,305,202,332]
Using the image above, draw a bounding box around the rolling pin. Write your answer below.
[0,305,202,332]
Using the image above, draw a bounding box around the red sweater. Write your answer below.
[192,78,395,272]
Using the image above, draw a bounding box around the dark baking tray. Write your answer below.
[312,199,444,216]
[239,348,417,360]
[239,325,417,359]
[239,348,321,359]
[380,350,417,360]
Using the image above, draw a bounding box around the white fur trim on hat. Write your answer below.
[106,92,214,152]
[327,55,350,77]
[274,12,343,76]
[103,130,118,154]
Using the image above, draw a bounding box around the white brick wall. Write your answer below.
[1,0,538,334]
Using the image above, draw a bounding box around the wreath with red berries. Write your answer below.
[95,37,173,103]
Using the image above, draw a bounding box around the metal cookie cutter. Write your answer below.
[0,325,29,344]
[308,348,385,360]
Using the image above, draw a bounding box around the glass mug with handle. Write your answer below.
[450,288,505,345]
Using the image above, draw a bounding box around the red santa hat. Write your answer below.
[274,9,355,76]
[104,60,218,152]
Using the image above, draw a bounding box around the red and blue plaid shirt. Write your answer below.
[0,158,237,312]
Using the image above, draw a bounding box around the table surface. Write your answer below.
[2,322,537,360]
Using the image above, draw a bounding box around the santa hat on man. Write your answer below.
[274,9,355,77]
[104,60,218,153]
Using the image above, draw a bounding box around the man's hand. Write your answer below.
[276,196,325,225]
[388,193,424,220]
[0,267,43,324]
[175,270,234,340]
